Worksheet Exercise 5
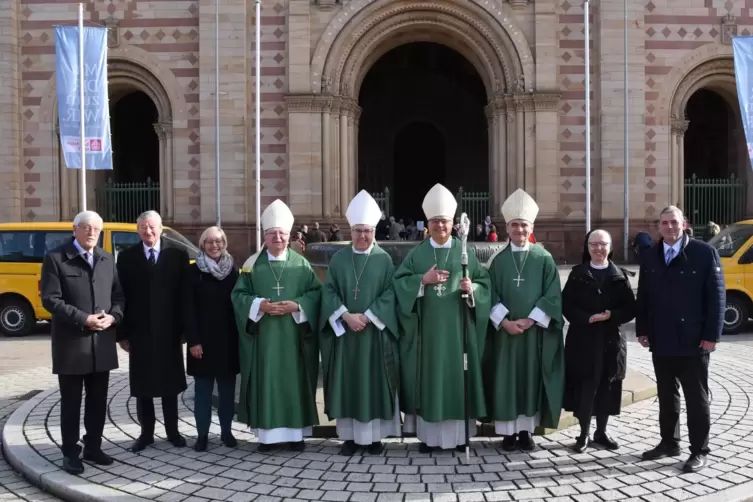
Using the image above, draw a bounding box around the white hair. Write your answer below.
[73,210,103,227]
[589,229,612,247]
[137,210,162,226]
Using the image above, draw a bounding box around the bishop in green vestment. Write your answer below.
[320,190,400,456]
[231,199,322,452]
[485,189,564,452]
[394,184,492,452]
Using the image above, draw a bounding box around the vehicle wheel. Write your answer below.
[724,294,749,334]
[0,298,35,337]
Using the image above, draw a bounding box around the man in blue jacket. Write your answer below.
[636,206,724,473]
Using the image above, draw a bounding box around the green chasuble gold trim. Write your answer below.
[231,249,322,429]
[319,245,400,423]
[484,244,565,429]
[393,238,492,422]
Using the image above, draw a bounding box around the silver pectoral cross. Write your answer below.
[353,285,360,300]
[273,282,284,296]
[513,275,525,287]
[433,283,446,296]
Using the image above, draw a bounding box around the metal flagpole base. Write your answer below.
[465,445,470,464]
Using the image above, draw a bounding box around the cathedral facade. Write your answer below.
[0,0,749,260]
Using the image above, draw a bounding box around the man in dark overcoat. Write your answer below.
[117,210,189,452]
[636,205,724,473]
[41,210,124,475]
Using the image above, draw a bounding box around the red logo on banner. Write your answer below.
[89,139,102,152]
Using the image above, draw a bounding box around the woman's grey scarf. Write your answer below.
[196,251,234,280]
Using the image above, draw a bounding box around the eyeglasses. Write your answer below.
[352,228,373,235]
[205,239,224,246]
[588,242,609,248]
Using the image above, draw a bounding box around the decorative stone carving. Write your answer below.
[507,0,528,8]
[671,119,690,135]
[284,94,335,113]
[104,17,119,48]
[515,74,526,93]
[670,58,733,120]
[153,122,166,140]
[314,0,338,10]
[513,93,534,112]
[533,92,561,111]
[321,76,332,94]
[722,14,737,45]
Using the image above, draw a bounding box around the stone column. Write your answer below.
[153,122,167,216]
[671,119,689,208]
[163,121,175,220]
[485,104,498,215]
[321,99,332,218]
[339,103,349,217]
[285,95,324,217]
[505,96,516,199]
[533,92,561,217]
[516,98,525,190]
[352,106,361,197]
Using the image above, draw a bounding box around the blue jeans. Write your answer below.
[194,376,236,436]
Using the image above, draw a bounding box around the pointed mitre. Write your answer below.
[260,199,295,232]
[422,183,457,220]
[501,189,539,223]
[346,190,382,228]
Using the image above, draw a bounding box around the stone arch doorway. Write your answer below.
[359,42,487,223]
[57,59,174,222]
[670,58,749,228]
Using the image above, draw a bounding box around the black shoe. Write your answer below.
[368,441,385,455]
[62,456,84,475]
[167,433,187,448]
[339,440,358,456]
[129,436,154,453]
[289,441,305,452]
[683,454,707,473]
[82,449,114,466]
[455,444,468,453]
[194,435,208,452]
[642,443,681,461]
[501,435,517,452]
[572,434,589,453]
[593,432,619,450]
[517,431,535,451]
[419,442,434,454]
[257,443,274,453]
[221,432,237,448]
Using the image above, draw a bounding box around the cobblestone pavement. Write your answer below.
[3,330,753,501]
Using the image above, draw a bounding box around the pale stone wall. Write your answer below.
[0,0,22,222]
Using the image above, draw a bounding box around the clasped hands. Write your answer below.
[343,312,370,332]
[421,265,472,294]
[259,300,299,316]
[588,310,611,324]
[501,318,535,335]
[85,311,115,331]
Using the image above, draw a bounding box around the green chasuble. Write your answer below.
[393,238,492,422]
[319,245,400,422]
[231,249,322,429]
[485,244,565,429]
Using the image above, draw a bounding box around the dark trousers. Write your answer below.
[136,395,179,438]
[58,371,110,458]
[193,376,236,436]
[652,354,711,455]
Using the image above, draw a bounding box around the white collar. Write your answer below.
[143,240,161,254]
[590,262,609,270]
[267,249,288,261]
[73,239,93,256]
[352,244,374,255]
[510,242,530,252]
[429,238,452,249]
[663,237,684,254]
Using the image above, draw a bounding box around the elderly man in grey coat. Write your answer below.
[41,210,125,475]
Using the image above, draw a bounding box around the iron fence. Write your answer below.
[96,178,160,223]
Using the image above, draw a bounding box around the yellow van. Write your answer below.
[0,222,199,337]
[709,219,753,333]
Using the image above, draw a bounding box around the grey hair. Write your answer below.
[588,229,612,247]
[198,225,227,250]
[73,210,103,227]
[137,210,162,226]
[659,205,684,220]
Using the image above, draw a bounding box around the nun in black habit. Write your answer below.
[562,229,636,453]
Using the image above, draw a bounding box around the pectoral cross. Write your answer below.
[273,282,284,296]
[353,285,360,300]
[513,275,525,287]
[433,283,446,297]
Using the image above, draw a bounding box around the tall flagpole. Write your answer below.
[254,0,262,251]
[584,0,591,232]
[215,0,221,226]
[623,0,629,260]
[78,3,87,211]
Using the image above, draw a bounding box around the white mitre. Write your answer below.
[346,190,382,227]
[261,199,295,232]
[502,188,539,223]
[422,183,457,220]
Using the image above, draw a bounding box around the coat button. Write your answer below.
[681,318,685,322]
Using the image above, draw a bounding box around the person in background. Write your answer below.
[636,206,724,473]
[328,224,344,242]
[474,224,486,242]
[290,231,306,255]
[633,232,653,262]
[487,224,499,242]
[117,210,189,453]
[702,222,720,242]
[184,226,240,452]
[41,210,124,475]
[562,229,636,453]
[685,227,695,239]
